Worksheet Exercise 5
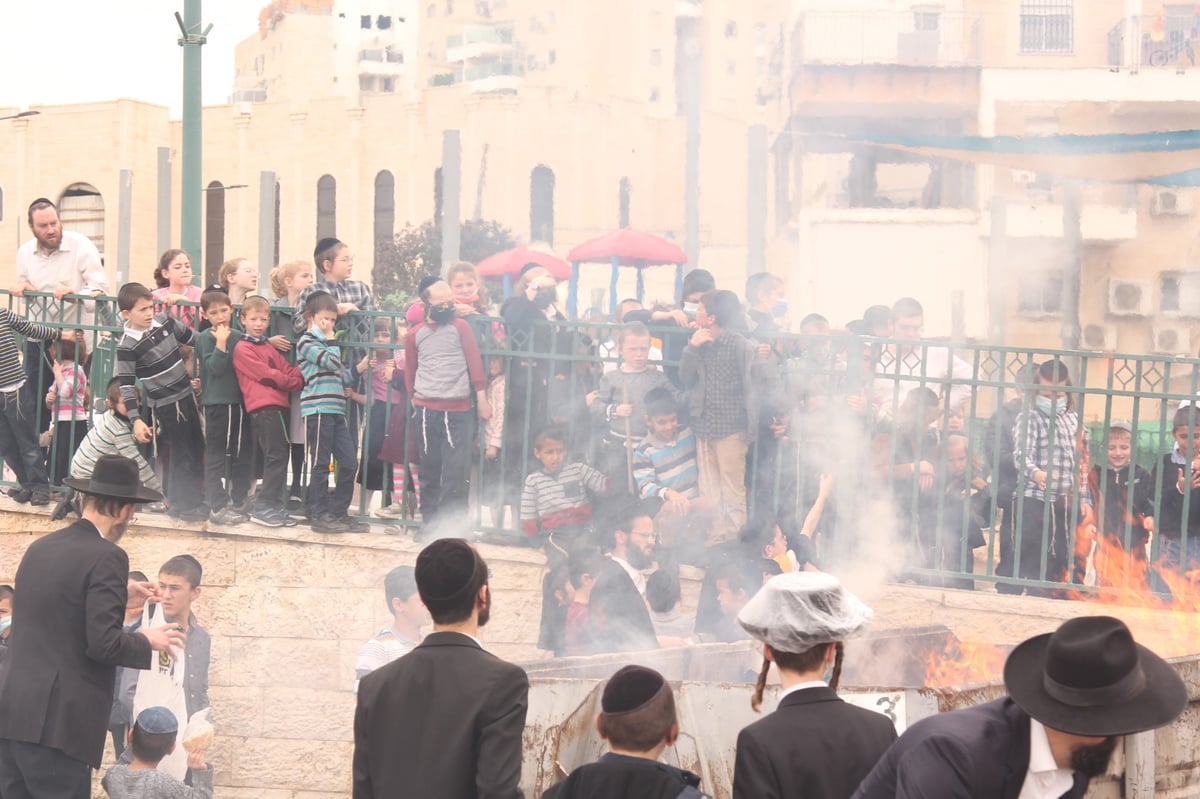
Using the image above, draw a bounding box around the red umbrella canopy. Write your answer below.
[475,246,571,280]
[565,228,688,267]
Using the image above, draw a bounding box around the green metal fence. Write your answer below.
[5,289,1199,599]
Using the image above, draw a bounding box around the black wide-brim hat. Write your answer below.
[62,454,162,504]
[1004,615,1187,737]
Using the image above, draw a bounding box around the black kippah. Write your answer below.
[416,538,484,602]
[314,237,344,262]
[601,665,666,715]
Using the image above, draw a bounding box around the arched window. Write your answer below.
[618,177,631,228]
[434,167,444,224]
[374,170,395,263]
[317,174,336,239]
[58,183,105,258]
[530,165,555,245]
[205,181,226,286]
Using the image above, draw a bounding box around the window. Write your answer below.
[548,49,557,64]
[649,88,660,102]
[914,11,941,31]
[374,171,395,265]
[377,15,392,29]
[382,77,395,92]
[1017,269,1064,316]
[204,181,225,286]
[361,14,371,29]
[618,177,631,228]
[530,165,555,245]
[58,183,104,259]
[317,175,336,239]
[1160,272,1200,317]
[1020,1,1073,54]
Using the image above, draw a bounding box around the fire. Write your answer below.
[924,639,1008,688]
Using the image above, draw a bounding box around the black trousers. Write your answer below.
[250,408,291,514]
[154,394,206,512]
[0,738,90,799]
[203,403,252,510]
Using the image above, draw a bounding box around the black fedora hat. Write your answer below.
[1004,616,1187,736]
[62,455,163,504]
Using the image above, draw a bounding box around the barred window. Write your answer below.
[1020,1,1073,54]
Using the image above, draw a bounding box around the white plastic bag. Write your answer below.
[131,602,188,780]
[181,708,214,754]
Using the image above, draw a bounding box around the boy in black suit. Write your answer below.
[733,572,897,799]
[541,665,709,799]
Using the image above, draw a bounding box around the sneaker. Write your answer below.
[337,515,371,534]
[50,496,75,521]
[311,513,350,534]
[30,492,51,507]
[374,504,406,520]
[9,488,32,504]
[251,508,297,528]
[170,506,210,523]
[210,507,249,526]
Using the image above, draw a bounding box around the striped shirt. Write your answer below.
[53,364,89,422]
[297,328,349,417]
[0,309,57,391]
[520,462,608,536]
[115,316,196,416]
[1014,407,1091,503]
[633,427,700,500]
[354,627,418,680]
[69,410,162,492]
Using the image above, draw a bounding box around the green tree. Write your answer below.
[373,218,517,311]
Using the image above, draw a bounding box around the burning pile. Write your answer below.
[923,639,1008,688]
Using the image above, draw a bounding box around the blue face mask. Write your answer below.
[683,302,699,320]
[771,301,788,319]
[1035,396,1067,417]
[0,616,11,634]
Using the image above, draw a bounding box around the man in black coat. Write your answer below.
[354,538,529,799]
[0,455,184,799]
[853,616,1188,799]
[733,572,896,799]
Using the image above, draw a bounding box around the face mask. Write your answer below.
[771,301,788,319]
[0,617,11,634]
[683,302,699,320]
[428,304,455,324]
[1035,396,1067,417]
[534,288,556,309]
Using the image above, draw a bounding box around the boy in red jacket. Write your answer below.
[232,296,305,527]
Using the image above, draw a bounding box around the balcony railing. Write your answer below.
[794,11,982,67]
[1108,15,1200,68]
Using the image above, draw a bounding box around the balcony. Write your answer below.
[980,183,1138,242]
[793,12,982,68]
[427,59,525,93]
[1108,15,1200,69]
[446,24,515,63]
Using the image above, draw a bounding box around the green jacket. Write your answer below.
[196,327,244,405]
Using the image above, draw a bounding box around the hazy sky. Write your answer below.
[0,1,261,117]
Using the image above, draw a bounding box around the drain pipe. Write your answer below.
[1124,730,1155,798]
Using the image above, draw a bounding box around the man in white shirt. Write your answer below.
[12,198,110,430]
[853,616,1187,799]
[871,296,972,420]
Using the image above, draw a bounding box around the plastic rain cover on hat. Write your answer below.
[736,571,873,653]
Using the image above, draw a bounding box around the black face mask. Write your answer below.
[533,288,556,309]
[429,304,455,324]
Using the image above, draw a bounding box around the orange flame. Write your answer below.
[924,639,1008,688]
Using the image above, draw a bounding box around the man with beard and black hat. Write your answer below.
[853,615,1188,799]
[732,572,897,799]
[541,665,710,799]
[0,455,184,799]
[587,499,661,655]
[353,538,529,799]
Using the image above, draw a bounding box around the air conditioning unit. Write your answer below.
[1151,189,1194,217]
[1107,280,1152,317]
[1151,324,1192,355]
[1081,323,1117,351]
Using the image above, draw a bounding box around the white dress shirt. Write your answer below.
[1018,719,1075,799]
[15,230,109,328]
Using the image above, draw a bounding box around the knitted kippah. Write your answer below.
[601,665,666,715]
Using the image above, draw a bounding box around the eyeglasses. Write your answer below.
[335,256,355,264]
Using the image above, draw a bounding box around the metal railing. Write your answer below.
[1108,15,1200,68]
[793,12,983,68]
[4,289,1199,601]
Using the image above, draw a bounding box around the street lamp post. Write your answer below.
[177,1,211,286]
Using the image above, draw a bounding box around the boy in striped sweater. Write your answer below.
[0,307,61,506]
[115,283,207,522]
[53,378,163,520]
[632,387,713,558]
[297,291,368,534]
[521,426,609,552]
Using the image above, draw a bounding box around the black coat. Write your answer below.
[852,698,1089,799]
[733,686,897,799]
[0,519,152,767]
[353,631,530,799]
[542,753,708,799]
